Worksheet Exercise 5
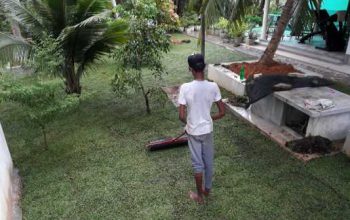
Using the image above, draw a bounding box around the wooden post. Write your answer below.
[201,13,206,60]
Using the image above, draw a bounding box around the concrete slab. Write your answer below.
[274,87,350,117]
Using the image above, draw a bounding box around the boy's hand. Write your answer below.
[212,100,225,121]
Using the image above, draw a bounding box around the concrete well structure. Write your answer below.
[251,87,350,141]
[0,124,16,220]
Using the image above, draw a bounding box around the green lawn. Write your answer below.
[2,34,350,219]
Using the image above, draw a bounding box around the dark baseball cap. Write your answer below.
[188,53,206,71]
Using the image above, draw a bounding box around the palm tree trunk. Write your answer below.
[259,0,295,65]
[259,0,266,15]
[64,58,81,94]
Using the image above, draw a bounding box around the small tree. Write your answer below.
[112,0,170,114]
[0,80,79,149]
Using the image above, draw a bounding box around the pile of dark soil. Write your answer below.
[223,61,298,79]
[286,136,333,154]
[228,96,249,108]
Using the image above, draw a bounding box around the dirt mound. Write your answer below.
[228,95,249,108]
[286,136,333,154]
[171,38,191,45]
[224,61,299,79]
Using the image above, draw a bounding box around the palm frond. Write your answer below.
[58,17,128,76]
[0,32,31,66]
[205,0,222,26]
[74,10,112,28]
[75,0,111,20]
[0,0,45,35]
[57,10,113,58]
[77,19,129,76]
[229,0,256,22]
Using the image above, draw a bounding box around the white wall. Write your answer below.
[0,124,14,220]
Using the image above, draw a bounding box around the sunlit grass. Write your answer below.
[1,34,350,219]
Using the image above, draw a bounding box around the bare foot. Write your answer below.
[188,191,204,204]
[202,188,210,197]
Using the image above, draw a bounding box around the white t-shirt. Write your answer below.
[178,80,222,136]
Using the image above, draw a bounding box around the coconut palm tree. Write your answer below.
[0,0,128,94]
[259,0,323,65]
[259,0,296,65]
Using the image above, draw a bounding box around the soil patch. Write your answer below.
[171,38,191,45]
[223,61,299,79]
[286,136,335,154]
[228,96,249,108]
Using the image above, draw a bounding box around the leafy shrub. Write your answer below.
[214,17,229,30]
[180,12,200,28]
[0,78,79,148]
[29,33,64,76]
[227,21,249,38]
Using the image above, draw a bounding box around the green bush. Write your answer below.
[214,17,229,30]
[180,12,200,28]
[227,21,249,38]
[0,78,79,149]
[29,33,64,76]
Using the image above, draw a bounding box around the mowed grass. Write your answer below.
[1,34,350,219]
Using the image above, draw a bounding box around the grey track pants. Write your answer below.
[188,132,214,189]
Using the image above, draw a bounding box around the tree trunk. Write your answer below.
[259,0,266,15]
[64,58,81,94]
[259,0,295,65]
[201,13,206,60]
[176,0,184,15]
[140,83,151,114]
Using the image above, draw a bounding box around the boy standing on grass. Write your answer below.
[178,53,225,204]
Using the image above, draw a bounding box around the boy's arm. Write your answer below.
[211,100,225,121]
[179,104,187,124]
